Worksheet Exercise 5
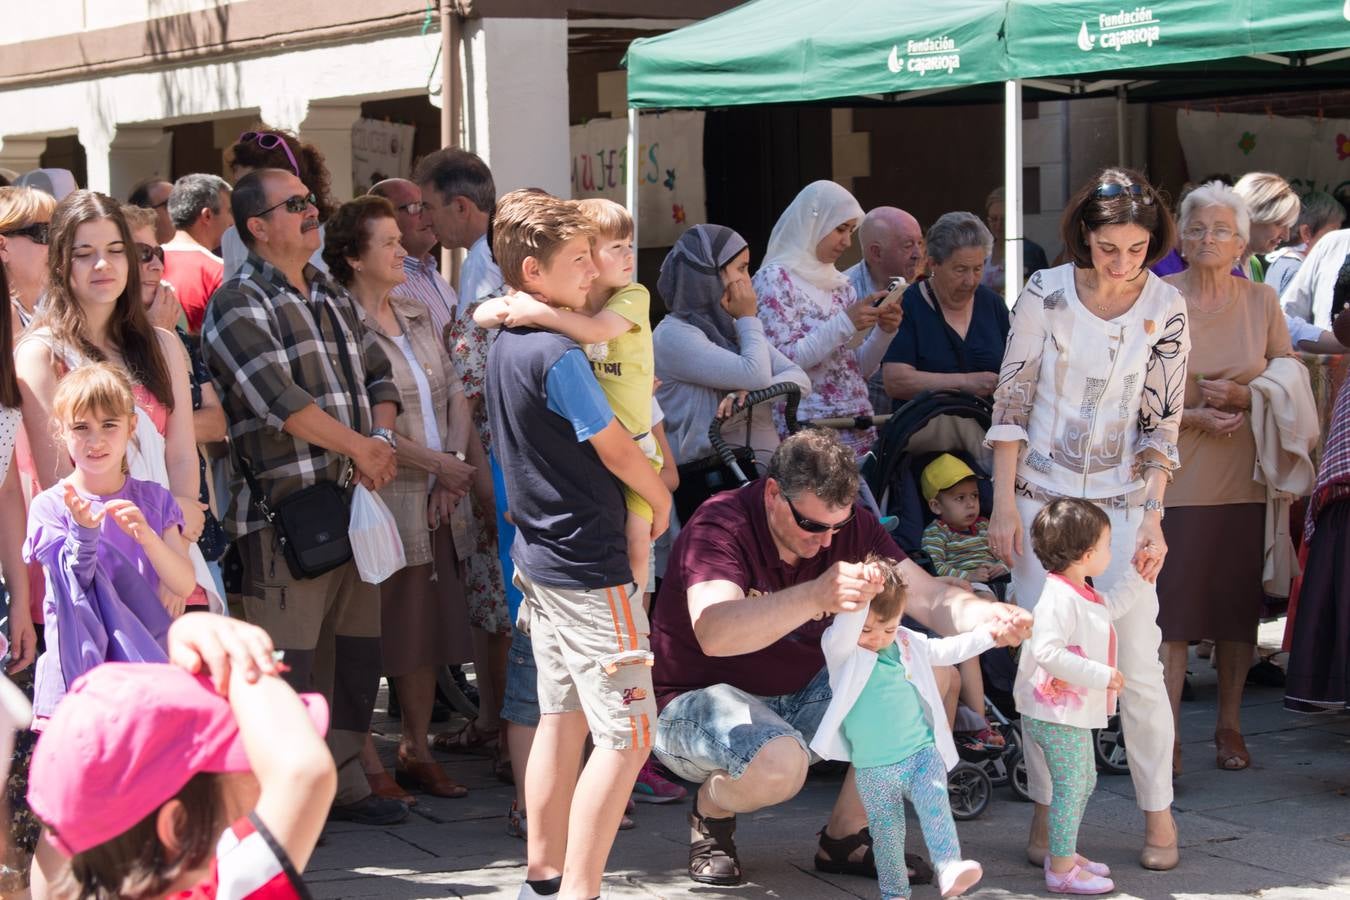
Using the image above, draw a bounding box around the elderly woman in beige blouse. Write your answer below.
[326,196,492,801]
[1157,182,1298,775]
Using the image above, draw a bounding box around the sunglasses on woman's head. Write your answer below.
[1092,183,1153,204]
[1,222,50,245]
[253,192,317,219]
[135,242,165,266]
[238,131,301,178]
[784,493,856,534]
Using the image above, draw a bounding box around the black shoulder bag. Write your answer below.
[237,301,360,580]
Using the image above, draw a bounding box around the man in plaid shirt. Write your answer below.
[203,168,405,825]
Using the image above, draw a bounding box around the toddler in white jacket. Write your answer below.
[811,554,993,899]
[1014,498,1126,895]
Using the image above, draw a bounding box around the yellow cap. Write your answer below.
[920,453,977,502]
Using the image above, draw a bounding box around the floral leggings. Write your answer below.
[856,744,963,899]
[1024,717,1097,857]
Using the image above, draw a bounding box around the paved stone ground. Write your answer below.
[308,628,1350,899]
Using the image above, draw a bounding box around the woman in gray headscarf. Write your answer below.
[653,224,810,472]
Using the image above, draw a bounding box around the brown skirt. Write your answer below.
[380,524,473,677]
[1156,503,1265,644]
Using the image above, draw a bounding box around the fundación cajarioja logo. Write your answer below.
[886,35,961,76]
[1077,7,1162,52]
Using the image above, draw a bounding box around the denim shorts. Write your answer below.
[500,622,540,728]
[653,666,832,784]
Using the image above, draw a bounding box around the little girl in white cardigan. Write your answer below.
[1014,498,1130,895]
[811,554,997,899]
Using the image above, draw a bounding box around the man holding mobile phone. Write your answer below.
[845,207,923,413]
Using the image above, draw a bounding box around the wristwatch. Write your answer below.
[371,427,397,450]
[1143,498,1165,518]
[451,450,467,461]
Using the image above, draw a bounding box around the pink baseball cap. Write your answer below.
[28,662,328,857]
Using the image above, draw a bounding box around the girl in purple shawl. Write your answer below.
[24,363,196,721]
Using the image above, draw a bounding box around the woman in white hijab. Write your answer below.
[753,180,901,457]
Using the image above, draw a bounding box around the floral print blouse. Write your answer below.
[752,265,891,458]
[987,264,1190,501]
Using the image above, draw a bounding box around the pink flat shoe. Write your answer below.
[938,859,983,897]
[1045,859,1115,895]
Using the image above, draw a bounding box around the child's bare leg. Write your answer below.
[626,511,651,596]
[562,742,650,898]
[525,711,590,884]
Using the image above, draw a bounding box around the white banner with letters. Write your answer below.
[1176,110,1350,197]
[569,111,707,248]
[351,118,417,196]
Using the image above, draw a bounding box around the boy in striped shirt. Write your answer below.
[920,454,1006,585]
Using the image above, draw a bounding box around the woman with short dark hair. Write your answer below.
[987,168,1188,876]
[325,196,485,801]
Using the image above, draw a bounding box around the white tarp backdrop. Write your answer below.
[1176,110,1350,198]
[352,118,417,195]
[570,111,706,247]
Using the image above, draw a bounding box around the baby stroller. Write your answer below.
[862,389,1130,789]
[671,382,802,524]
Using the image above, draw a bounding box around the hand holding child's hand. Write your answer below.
[501,292,553,328]
[168,612,280,695]
[103,499,152,545]
[1107,668,1126,692]
[176,495,207,543]
[818,561,885,615]
[62,482,104,529]
[987,603,1033,647]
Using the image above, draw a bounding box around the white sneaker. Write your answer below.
[938,859,983,897]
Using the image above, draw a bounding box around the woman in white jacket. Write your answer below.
[811,555,992,899]
[987,169,1189,872]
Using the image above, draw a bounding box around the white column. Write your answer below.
[79,123,114,195]
[462,17,569,197]
[108,125,173,198]
[0,135,49,176]
[1004,79,1024,305]
[299,101,363,201]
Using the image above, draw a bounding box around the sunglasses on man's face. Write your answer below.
[135,242,165,266]
[0,222,50,245]
[253,192,317,219]
[784,493,855,534]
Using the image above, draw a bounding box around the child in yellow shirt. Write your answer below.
[474,198,663,594]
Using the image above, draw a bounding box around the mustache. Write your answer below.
[301,219,321,233]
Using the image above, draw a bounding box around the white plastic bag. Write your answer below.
[350,484,407,584]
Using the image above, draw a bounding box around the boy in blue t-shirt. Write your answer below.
[484,190,671,900]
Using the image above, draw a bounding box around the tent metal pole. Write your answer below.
[1004,79,1023,304]
[1115,85,1129,166]
[627,107,640,256]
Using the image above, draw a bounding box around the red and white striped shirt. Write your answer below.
[171,814,310,899]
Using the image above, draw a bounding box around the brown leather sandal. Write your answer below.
[813,827,934,885]
[689,800,741,885]
[1215,728,1251,771]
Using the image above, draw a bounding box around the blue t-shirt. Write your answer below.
[546,348,614,441]
[881,281,1011,394]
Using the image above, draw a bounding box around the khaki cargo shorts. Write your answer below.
[515,571,657,750]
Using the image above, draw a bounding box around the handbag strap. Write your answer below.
[316,298,366,436]
[920,280,972,373]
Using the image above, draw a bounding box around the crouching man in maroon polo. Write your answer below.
[650,428,1030,887]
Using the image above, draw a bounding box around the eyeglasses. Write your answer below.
[1181,225,1237,242]
[1092,183,1153,204]
[135,242,165,266]
[395,200,426,215]
[252,192,317,219]
[238,131,301,178]
[783,493,856,534]
[0,222,50,245]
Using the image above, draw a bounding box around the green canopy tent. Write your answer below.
[622,0,1350,290]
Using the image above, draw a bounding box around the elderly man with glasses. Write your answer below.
[648,427,1029,889]
[201,167,406,827]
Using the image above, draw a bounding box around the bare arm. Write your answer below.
[898,556,1027,641]
[884,362,987,401]
[653,420,680,492]
[589,418,671,539]
[15,339,70,489]
[281,404,395,488]
[193,380,228,444]
[516,303,633,346]
[158,330,205,538]
[0,457,33,672]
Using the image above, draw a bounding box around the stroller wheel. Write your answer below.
[1007,748,1033,802]
[948,761,992,821]
[1093,713,1129,774]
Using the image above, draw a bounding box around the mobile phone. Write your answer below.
[875,276,907,307]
